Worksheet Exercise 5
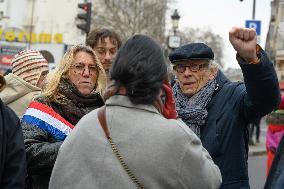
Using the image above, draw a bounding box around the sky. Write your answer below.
[171,0,271,69]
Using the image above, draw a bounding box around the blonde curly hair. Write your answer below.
[42,45,106,102]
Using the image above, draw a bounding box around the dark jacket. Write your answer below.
[200,48,280,189]
[0,99,27,189]
[22,80,104,189]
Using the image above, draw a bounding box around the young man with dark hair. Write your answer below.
[86,28,121,75]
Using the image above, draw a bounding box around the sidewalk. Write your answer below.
[248,140,266,156]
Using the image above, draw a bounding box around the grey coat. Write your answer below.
[49,95,221,189]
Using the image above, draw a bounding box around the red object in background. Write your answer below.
[280,82,284,90]
[267,150,275,176]
[266,94,284,176]
[162,80,178,119]
[0,55,13,65]
[279,96,284,110]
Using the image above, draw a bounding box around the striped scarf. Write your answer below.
[173,79,216,137]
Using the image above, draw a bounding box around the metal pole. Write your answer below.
[28,0,35,49]
[252,0,256,20]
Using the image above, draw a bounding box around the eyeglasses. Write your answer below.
[71,64,98,75]
[173,62,209,73]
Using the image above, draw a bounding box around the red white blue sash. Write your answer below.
[22,101,75,141]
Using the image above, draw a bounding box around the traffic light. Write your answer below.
[76,3,92,34]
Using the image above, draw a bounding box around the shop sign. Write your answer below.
[0,28,63,44]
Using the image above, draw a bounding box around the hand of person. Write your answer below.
[229,27,258,63]
[162,80,178,119]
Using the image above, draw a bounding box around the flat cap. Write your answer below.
[169,43,214,63]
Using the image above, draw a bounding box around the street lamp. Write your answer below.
[168,9,181,49]
[240,0,256,20]
[171,9,180,35]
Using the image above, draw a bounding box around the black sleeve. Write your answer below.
[22,120,62,174]
[21,96,63,174]
[1,103,27,189]
[238,46,281,120]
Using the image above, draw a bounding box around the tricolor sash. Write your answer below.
[22,101,75,141]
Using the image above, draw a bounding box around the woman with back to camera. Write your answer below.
[22,45,106,189]
[49,35,222,189]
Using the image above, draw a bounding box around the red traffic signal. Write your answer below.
[78,4,88,11]
[77,3,92,34]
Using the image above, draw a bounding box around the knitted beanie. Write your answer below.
[12,50,49,86]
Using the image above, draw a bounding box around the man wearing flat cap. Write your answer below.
[169,27,280,189]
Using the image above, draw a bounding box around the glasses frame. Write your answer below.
[173,61,210,73]
[71,63,98,76]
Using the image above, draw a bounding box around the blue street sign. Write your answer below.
[245,20,261,35]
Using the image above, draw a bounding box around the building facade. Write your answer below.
[0,0,168,73]
[0,0,87,73]
[266,0,284,82]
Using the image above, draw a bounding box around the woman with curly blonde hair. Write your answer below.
[21,45,106,189]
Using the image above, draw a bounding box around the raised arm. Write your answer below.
[229,27,280,119]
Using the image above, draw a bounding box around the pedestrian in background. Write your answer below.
[21,45,106,189]
[264,111,284,188]
[0,50,49,118]
[266,85,284,175]
[248,117,261,145]
[49,35,221,189]
[0,74,27,189]
[169,27,280,189]
[86,28,121,76]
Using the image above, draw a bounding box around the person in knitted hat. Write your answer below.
[12,50,49,86]
[0,49,49,118]
[21,45,106,189]
[169,27,280,189]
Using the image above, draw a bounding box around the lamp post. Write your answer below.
[171,9,180,36]
[240,0,256,20]
[168,9,181,50]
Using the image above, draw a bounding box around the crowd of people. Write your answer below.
[0,26,282,189]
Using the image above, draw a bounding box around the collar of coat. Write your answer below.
[212,70,230,95]
[105,95,160,115]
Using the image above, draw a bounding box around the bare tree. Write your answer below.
[92,0,169,44]
[178,27,224,68]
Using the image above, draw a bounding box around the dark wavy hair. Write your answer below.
[86,28,122,49]
[110,35,167,105]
